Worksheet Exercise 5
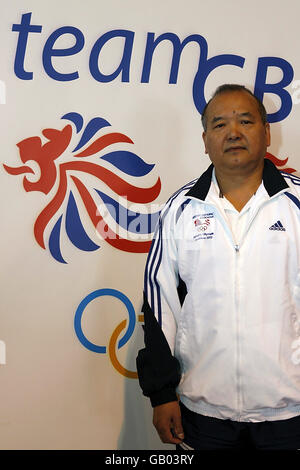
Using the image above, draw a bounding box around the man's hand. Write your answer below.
[153,401,184,444]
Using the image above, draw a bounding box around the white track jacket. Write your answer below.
[137,159,300,422]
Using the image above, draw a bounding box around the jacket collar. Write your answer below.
[185,158,290,201]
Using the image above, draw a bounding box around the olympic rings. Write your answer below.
[74,288,141,378]
[109,319,138,378]
[74,288,136,353]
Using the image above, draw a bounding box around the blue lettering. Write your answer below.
[141,32,208,84]
[12,12,42,80]
[140,32,245,115]
[11,14,295,124]
[254,57,294,123]
[89,30,134,82]
[42,26,85,81]
[193,54,245,114]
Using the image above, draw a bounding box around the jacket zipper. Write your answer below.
[201,203,244,419]
[234,243,242,420]
[227,197,283,420]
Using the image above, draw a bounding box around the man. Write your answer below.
[136,84,300,450]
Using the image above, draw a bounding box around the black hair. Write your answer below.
[201,84,267,131]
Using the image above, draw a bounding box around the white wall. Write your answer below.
[0,0,299,449]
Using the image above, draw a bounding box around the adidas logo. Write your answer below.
[269,220,286,231]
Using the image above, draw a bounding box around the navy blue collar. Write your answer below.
[185,158,289,201]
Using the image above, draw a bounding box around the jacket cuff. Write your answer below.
[149,388,178,407]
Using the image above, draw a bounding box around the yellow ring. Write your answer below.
[108,319,138,379]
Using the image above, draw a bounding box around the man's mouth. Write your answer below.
[225,146,246,152]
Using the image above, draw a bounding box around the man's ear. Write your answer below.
[202,131,208,154]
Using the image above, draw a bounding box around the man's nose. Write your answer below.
[227,122,241,140]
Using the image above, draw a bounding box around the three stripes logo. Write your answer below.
[269,220,286,231]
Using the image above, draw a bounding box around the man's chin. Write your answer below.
[221,157,264,174]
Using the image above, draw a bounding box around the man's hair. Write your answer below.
[201,84,267,131]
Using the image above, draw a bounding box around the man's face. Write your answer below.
[202,91,270,175]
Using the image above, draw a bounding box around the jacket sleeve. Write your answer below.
[136,207,185,407]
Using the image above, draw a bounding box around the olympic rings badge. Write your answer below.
[194,218,210,232]
[74,288,143,378]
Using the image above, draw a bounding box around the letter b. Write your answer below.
[254,57,294,123]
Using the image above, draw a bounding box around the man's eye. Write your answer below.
[214,123,225,129]
[241,120,252,125]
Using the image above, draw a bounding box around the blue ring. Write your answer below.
[74,288,136,354]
